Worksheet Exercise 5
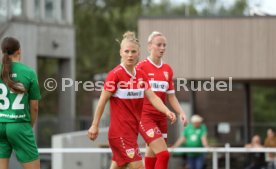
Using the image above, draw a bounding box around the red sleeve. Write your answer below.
[167,65,175,94]
[104,71,118,93]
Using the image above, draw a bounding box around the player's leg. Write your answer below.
[109,137,142,169]
[148,137,170,169]
[194,155,204,169]
[0,123,12,169]
[148,118,169,169]
[140,119,159,169]
[110,160,127,169]
[128,160,144,169]
[144,145,157,169]
[187,156,196,169]
[140,117,169,169]
[6,123,40,169]
[21,159,40,169]
[0,158,9,169]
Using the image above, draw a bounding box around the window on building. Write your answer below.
[0,0,22,22]
[0,0,7,22]
[34,0,40,19]
[61,0,66,21]
[10,0,22,16]
[45,0,54,20]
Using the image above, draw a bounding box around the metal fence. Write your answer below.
[38,145,276,169]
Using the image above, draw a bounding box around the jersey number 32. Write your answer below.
[0,84,24,110]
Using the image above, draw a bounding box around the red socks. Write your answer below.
[145,156,157,169]
[154,151,170,169]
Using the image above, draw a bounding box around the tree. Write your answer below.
[74,0,142,81]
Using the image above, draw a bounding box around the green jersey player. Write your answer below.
[0,37,41,169]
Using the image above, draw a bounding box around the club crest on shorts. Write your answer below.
[126,148,135,159]
[146,129,154,138]
[154,127,161,134]
[163,71,169,80]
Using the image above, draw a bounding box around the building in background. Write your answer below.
[138,16,276,147]
[0,0,75,168]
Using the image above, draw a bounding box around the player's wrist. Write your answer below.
[91,122,99,127]
[165,109,171,116]
[179,112,186,116]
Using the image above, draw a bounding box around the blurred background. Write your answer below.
[0,0,276,168]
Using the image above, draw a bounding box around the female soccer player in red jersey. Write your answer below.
[87,31,176,169]
[137,31,187,169]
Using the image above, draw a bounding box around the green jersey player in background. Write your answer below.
[0,37,41,169]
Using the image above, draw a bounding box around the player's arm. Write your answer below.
[30,100,39,127]
[145,89,176,124]
[167,94,187,126]
[201,125,209,147]
[88,90,112,141]
[171,136,186,148]
[201,135,209,147]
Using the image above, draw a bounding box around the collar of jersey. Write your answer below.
[147,57,163,68]
[120,63,136,78]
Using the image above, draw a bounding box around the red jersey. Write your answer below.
[104,64,150,138]
[136,58,175,118]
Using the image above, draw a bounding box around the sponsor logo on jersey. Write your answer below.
[163,71,169,80]
[149,81,168,92]
[148,73,154,76]
[126,148,135,158]
[127,91,142,97]
[146,129,154,138]
[113,89,144,99]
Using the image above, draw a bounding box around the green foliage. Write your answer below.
[229,0,248,15]
[74,0,142,80]
[197,0,248,16]
[142,0,198,16]
[218,0,248,16]
[252,86,276,122]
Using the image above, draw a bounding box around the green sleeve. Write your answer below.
[29,70,41,100]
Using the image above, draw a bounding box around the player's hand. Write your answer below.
[166,111,176,124]
[179,112,188,126]
[87,125,99,141]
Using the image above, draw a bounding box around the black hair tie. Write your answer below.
[6,50,13,55]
